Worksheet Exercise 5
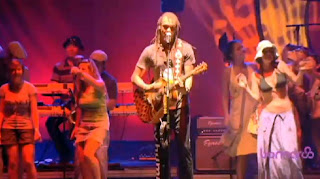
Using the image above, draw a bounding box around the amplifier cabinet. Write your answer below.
[195,136,232,171]
[197,116,225,136]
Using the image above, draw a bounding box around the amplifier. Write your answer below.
[198,128,226,136]
[195,136,232,171]
[197,116,225,136]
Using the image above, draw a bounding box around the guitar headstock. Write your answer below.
[193,62,208,75]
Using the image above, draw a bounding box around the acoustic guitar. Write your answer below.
[134,62,208,124]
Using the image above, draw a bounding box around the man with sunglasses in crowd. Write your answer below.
[90,49,118,179]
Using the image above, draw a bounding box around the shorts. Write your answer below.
[75,125,107,145]
[1,129,34,145]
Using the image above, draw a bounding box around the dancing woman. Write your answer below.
[220,40,258,179]
[238,40,305,179]
[71,59,108,179]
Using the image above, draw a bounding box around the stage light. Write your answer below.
[161,0,185,12]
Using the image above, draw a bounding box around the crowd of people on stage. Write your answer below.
[221,37,320,179]
[0,11,320,179]
[0,36,117,179]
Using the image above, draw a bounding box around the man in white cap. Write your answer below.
[90,50,118,110]
[90,49,118,179]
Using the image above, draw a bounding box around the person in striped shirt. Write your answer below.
[46,36,84,164]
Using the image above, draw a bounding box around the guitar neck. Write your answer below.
[180,68,197,82]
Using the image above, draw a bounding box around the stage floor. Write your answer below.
[2,171,320,179]
[4,140,311,178]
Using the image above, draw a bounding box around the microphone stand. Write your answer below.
[60,89,75,179]
[286,23,320,45]
[62,105,67,179]
[165,44,172,178]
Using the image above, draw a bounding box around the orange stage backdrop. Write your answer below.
[0,0,319,141]
[187,0,260,61]
[259,0,308,53]
[187,0,320,60]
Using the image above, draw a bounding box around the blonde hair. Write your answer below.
[74,59,102,101]
[81,59,100,80]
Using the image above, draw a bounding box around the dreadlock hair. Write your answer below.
[151,12,181,49]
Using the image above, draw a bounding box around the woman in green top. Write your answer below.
[71,59,109,179]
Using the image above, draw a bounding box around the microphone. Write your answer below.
[165,32,172,44]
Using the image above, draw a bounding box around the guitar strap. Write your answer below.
[174,39,184,79]
[159,39,184,146]
[161,39,184,83]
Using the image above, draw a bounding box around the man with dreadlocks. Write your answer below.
[131,12,195,179]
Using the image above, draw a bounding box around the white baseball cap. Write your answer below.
[90,50,108,62]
